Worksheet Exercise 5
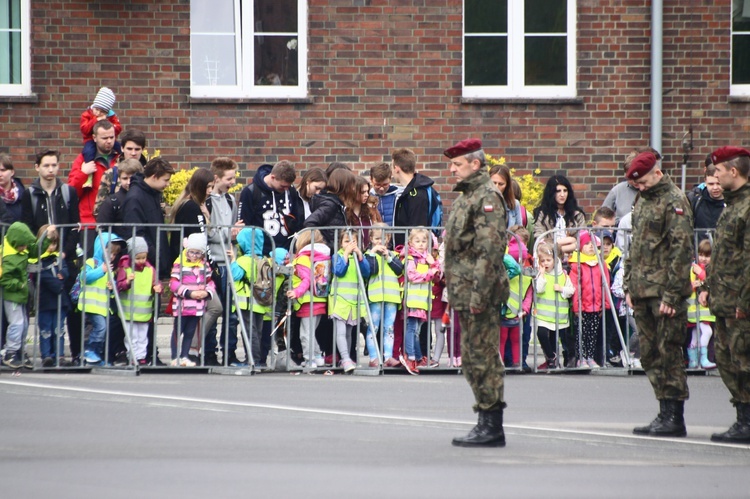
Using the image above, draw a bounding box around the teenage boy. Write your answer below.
[122,157,175,366]
[96,158,144,227]
[369,162,403,226]
[204,157,245,366]
[119,128,148,166]
[391,148,437,245]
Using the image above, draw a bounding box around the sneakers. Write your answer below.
[383,357,401,368]
[586,358,600,369]
[170,357,197,367]
[302,360,318,369]
[137,359,148,366]
[428,359,439,368]
[314,355,326,367]
[341,359,356,373]
[203,355,221,367]
[368,358,380,368]
[42,357,55,368]
[83,350,102,365]
[576,359,587,368]
[416,357,428,368]
[3,352,22,369]
[113,351,129,367]
[228,357,248,367]
[399,355,419,375]
[537,361,548,370]
[451,356,462,368]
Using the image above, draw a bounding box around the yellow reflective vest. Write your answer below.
[535,272,570,327]
[329,251,367,320]
[505,274,532,319]
[405,258,431,311]
[78,258,110,316]
[121,265,155,322]
[367,251,402,304]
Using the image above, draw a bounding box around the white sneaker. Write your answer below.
[179,357,196,367]
[314,355,326,367]
[341,359,356,373]
[170,358,179,367]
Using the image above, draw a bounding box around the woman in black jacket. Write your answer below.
[169,168,215,263]
[303,168,357,248]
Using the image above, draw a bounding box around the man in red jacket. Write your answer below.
[68,120,120,228]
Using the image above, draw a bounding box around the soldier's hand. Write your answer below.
[659,302,675,317]
[698,291,708,307]
[470,306,483,314]
[736,308,747,320]
[625,293,633,309]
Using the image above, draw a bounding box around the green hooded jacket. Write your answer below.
[1,222,40,304]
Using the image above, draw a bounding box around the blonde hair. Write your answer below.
[370,222,391,244]
[293,229,324,253]
[536,242,556,260]
[408,227,430,246]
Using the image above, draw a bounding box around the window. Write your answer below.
[0,0,31,97]
[463,0,576,99]
[731,0,750,96]
[190,0,307,99]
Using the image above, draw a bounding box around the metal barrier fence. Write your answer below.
[0,221,716,375]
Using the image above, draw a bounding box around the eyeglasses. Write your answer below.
[187,249,205,258]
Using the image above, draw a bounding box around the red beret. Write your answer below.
[443,138,483,159]
[710,146,750,166]
[625,152,658,180]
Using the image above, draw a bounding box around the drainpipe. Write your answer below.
[651,0,663,154]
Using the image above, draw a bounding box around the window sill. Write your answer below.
[728,95,750,103]
[188,96,313,105]
[461,97,584,105]
[0,94,39,104]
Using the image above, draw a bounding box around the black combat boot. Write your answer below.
[633,399,666,435]
[635,400,686,437]
[711,403,750,443]
[452,410,506,447]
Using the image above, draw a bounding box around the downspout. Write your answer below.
[651,0,663,154]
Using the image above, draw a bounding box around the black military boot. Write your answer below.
[711,403,750,443]
[633,400,665,435]
[452,410,506,447]
[635,400,687,437]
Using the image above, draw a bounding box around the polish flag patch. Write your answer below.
[675,208,684,215]
[483,205,494,212]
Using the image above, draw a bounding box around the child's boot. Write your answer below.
[699,347,716,370]
[687,347,699,369]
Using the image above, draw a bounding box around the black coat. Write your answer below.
[303,191,347,248]
[692,187,725,239]
[122,173,171,278]
[36,254,71,313]
[19,179,80,259]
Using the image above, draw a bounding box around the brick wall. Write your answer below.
[0,0,747,215]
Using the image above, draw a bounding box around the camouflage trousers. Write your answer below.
[632,297,689,401]
[714,317,750,405]
[457,308,506,412]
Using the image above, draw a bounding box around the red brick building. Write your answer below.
[1,0,748,213]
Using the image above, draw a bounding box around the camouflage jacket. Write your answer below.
[444,169,509,311]
[706,182,750,317]
[623,174,693,305]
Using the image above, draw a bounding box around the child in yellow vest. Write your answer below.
[286,229,330,369]
[117,237,162,365]
[329,230,370,373]
[534,242,574,369]
[400,228,439,375]
[364,223,404,368]
[687,239,716,369]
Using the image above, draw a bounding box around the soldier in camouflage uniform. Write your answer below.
[698,146,750,443]
[623,151,694,437]
[443,138,510,448]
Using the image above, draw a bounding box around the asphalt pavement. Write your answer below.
[0,369,747,498]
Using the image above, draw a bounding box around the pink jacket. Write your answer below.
[169,256,215,317]
[569,259,611,314]
[404,247,440,320]
[291,243,330,317]
[116,255,158,293]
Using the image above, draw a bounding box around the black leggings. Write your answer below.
[537,326,566,360]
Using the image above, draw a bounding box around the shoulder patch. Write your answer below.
[675,207,684,215]
[483,205,494,213]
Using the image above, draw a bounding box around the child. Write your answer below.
[687,239,716,370]
[509,225,535,371]
[400,228,440,374]
[364,223,404,368]
[501,234,533,368]
[231,227,274,367]
[1,222,43,368]
[428,236,447,368]
[569,231,610,368]
[78,231,125,365]
[286,229,330,369]
[80,86,122,163]
[534,242,574,369]
[35,225,70,367]
[96,158,143,224]
[611,262,641,368]
[169,233,215,367]
[117,237,162,366]
[329,230,370,373]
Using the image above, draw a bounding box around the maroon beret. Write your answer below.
[625,152,658,180]
[710,146,750,166]
[443,138,482,159]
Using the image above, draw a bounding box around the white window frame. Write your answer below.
[730,0,750,97]
[462,0,576,99]
[0,0,32,97]
[190,0,308,99]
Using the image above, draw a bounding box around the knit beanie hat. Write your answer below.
[184,233,207,253]
[127,236,148,256]
[92,87,116,112]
